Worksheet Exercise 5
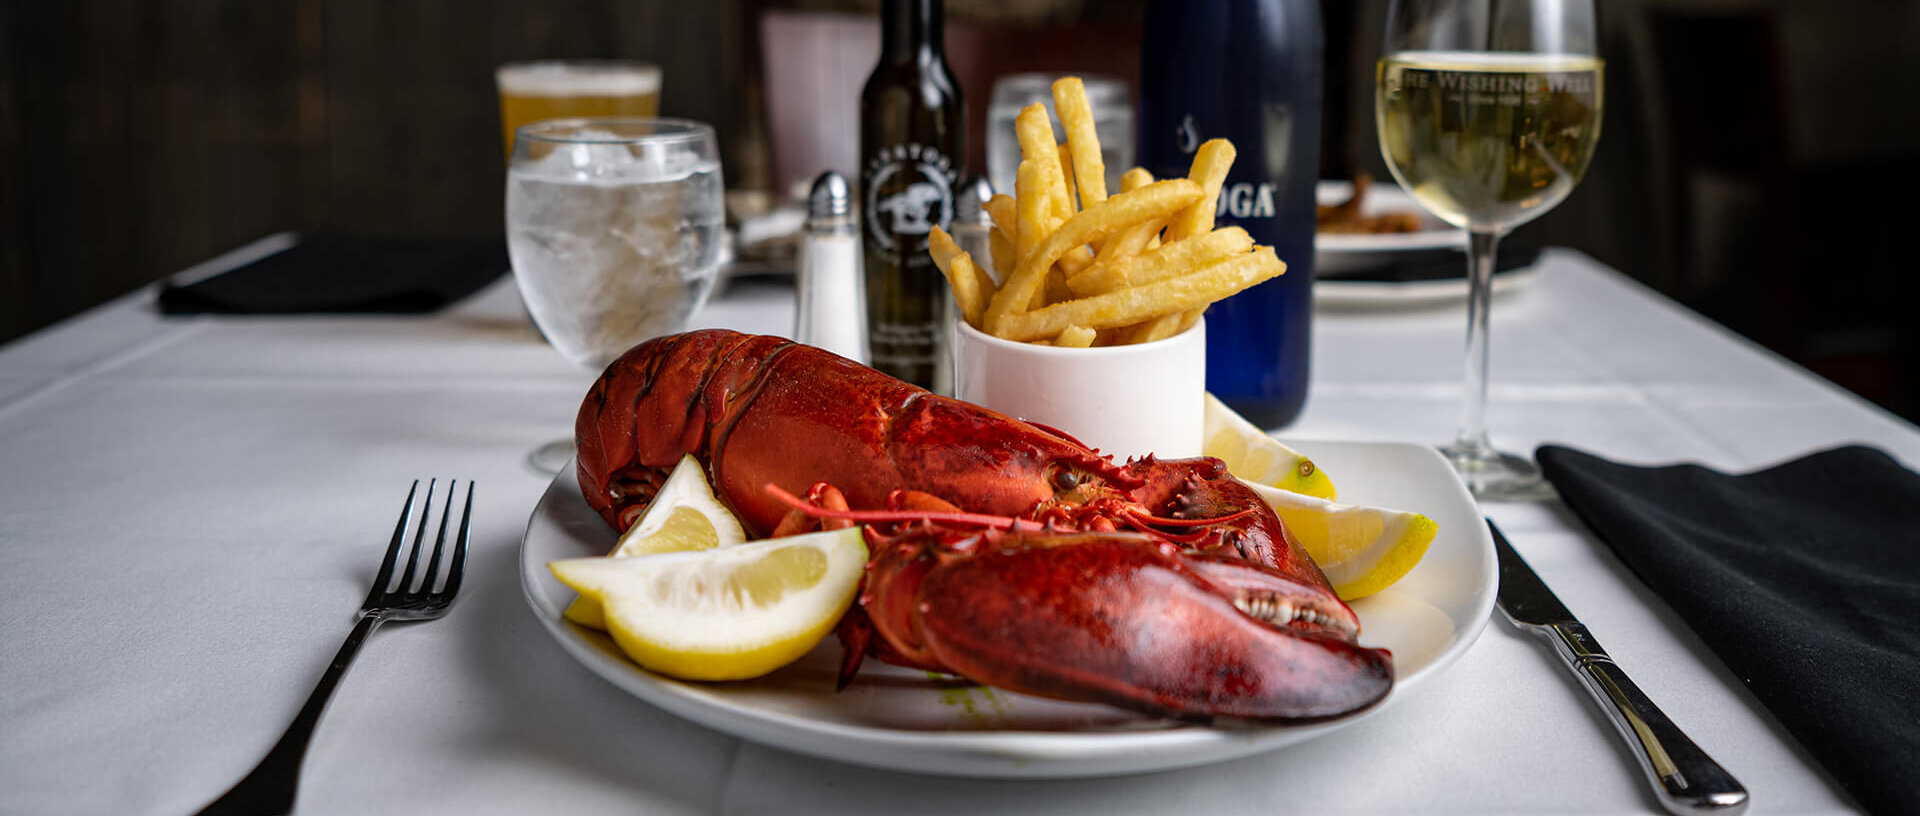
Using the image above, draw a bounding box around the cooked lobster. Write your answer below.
[575,329,1391,722]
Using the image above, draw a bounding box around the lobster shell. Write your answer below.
[574,329,1392,723]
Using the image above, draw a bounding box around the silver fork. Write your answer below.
[197,479,473,816]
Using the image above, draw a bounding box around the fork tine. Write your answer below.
[368,480,422,601]
[442,482,473,599]
[395,478,437,593]
[422,480,456,592]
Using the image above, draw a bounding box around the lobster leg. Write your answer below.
[910,538,1393,722]
[771,483,854,538]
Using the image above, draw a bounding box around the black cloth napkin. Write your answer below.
[157,233,507,315]
[1316,243,1541,283]
[1536,444,1920,815]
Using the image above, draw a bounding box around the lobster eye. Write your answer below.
[1052,469,1081,491]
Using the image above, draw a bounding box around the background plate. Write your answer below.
[520,440,1496,778]
[1315,180,1465,263]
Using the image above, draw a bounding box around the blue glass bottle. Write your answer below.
[1140,0,1323,428]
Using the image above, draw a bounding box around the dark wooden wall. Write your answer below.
[0,0,749,343]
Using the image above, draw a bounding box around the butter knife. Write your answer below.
[1489,519,1748,814]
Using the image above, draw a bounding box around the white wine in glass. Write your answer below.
[1376,0,1603,501]
[1379,52,1602,231]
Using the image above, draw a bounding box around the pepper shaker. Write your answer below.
[795,171,869,363]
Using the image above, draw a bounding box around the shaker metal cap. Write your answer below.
[807,171,852,222]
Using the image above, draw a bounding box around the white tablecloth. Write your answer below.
[2,238,1908,815]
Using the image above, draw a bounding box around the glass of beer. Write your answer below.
[496,61,662,159]
[1376,0,1603,500]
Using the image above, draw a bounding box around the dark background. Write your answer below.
[3,0,1915,421]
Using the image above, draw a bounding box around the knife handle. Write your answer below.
[1545,623,1749,815]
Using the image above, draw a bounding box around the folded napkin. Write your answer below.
[1317,243,1541,283]
[157,233,507,315]
[1536,444,1920,816]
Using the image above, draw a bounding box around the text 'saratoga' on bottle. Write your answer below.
[860,0,963,391]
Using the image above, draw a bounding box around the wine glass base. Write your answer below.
[1439,442,1557,503]
[526,438,574,477]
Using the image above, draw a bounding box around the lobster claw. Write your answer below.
[908,533,1392,723]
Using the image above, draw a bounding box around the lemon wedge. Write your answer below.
[1202,393,1337,500]
[1242,480,1437,600]
[565,454,747,630]
[549,526,868,681]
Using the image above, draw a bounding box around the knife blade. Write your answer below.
[1489,518,1748,815]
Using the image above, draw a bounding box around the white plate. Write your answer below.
[1315,265,1543,308]
[1314,180,1465,264]
[520,440,1496,778]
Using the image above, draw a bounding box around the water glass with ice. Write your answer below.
[506,118,725,371]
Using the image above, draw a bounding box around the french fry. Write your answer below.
[984,194,1019,247]
[1152,154,1244,332]
[1065,255,1132,298]
[1040,264,1074,309]
[1165,139,1237,242]
[1125,312,1189,344]
[1014,159,1052,263]
[1058,244,1096,276]
[1054,326,1098,348]
[997,246,1284,342]
[983,179,1203,335]
[1128,226,1253,287]
[1140,307,1208,345]
[1095,168,1165,267]
[1058,143,1079,214]
[930,227,993,328]
[928,225,963,271]
[987,229,1014,283]
[948,253,993,328]
[1095,214,1169,267]
[1014,104,1072,225]
[1052,77,1108,209]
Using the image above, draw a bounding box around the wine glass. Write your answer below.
[1375,0,1603,500]
[506,118,726,474]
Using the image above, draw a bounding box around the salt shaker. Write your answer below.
[795,171,869,363]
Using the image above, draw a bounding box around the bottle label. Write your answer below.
[863,143,957,254]
[1171,114,1282,221]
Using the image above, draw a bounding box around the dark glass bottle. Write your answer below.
[859,0,964,390]
[1140,0,1323,428]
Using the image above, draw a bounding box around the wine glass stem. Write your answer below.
[1454,229,1502,460]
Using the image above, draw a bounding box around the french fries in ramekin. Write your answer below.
[929,76,1285,347]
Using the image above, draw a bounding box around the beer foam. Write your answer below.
[497,62,661,97]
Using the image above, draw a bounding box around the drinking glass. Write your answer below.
[496,61,661,161]
[1375,0,1603,500]
[986,73,1133,197]
[506,118,725,473]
